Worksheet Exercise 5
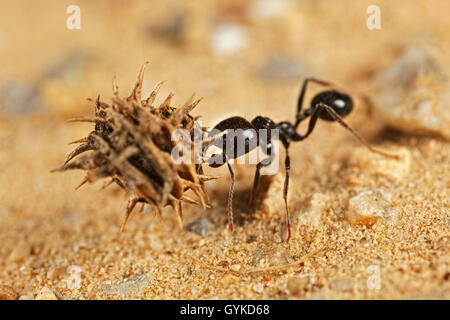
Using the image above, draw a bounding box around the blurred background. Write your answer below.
[1,0,449,123]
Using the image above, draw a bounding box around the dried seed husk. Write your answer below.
[54,63,217,230]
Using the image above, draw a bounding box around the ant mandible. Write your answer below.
[203,78,397,243]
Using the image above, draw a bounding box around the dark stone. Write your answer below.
[0,80,43,116]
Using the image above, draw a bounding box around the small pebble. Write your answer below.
[252,283,264,293]
[371,46,450,140]
[349,146,411,181]
[330,278,355,293]
[52,289,65,300]
[210,23,248,56]
[31,258,44,269]
[35,287,58,300]
[0,285,18,300]
[346,176,362,186]
[42,50,92,84]
[315,277,329,288]
[47,265,66,281]
[146,12,186,45]
[287,276,309,297]
[218,260,229,268]
[250,249,264,265]
[248,0,289,21]
[230,264,241,272]
[0,81,43,116]
[219,274,239,286]
[186,217,215,236]
[100,274,150,298]
[259,54,307,82]
[347,190,388,227]
[8,241,31,262]
[150,239,164,252]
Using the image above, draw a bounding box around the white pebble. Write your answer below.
[252,283,264,293]
[248,0,289,21]
[347,191,386,227]
[210,24,248,56]
[230,264,241,272]
[8,241,31,262]
[35,287,58,300]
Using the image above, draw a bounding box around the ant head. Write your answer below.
[311,90,353,121]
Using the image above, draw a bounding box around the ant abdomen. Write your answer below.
[206,116,258,167]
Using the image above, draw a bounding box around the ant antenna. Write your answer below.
[318,103,400,160]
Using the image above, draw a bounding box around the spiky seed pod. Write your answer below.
[53,63,217,231]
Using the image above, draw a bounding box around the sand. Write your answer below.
[0,0,448,300]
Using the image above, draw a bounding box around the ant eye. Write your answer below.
[311,90,353,121]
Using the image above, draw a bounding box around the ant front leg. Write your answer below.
[292,104,322,142]
[304,102,399,159]
[295,78,331,128]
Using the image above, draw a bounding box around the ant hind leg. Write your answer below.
[225,155,236,232]
[295,78,332,128]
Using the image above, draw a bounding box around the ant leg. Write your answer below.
[249,138,275,209]
[225,155,236,232]
[315,103,400,159]
[293,105,322,141]
[295,78,332,128]
[294,103,399,159]
[249,156,273,209]
[283,148,292,243]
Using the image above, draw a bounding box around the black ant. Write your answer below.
[203,78,398,242]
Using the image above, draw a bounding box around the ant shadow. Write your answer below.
[375,127,447,144]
